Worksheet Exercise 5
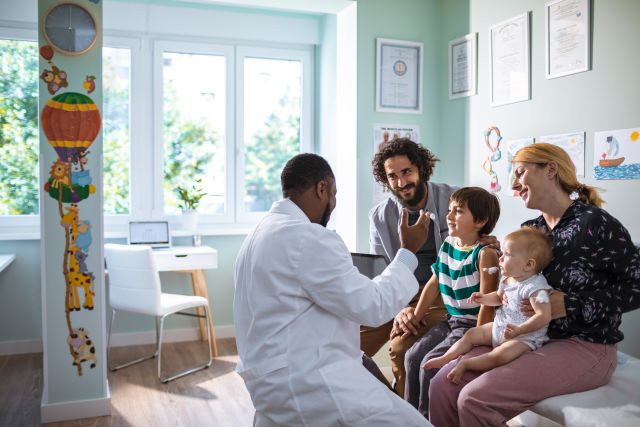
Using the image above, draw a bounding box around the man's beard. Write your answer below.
[393,178,426,209]
[320,201,332,227]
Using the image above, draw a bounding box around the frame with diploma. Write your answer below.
[490,12,531,107]
[545,0,591,79]
[449,33,477,99]
[376,38,423,114]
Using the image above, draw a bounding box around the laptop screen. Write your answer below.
[128,221,170,248]
[351,253,389,279]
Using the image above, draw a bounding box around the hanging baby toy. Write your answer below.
[482,126,502,192]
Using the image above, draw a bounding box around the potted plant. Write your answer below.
[176,179,206,233]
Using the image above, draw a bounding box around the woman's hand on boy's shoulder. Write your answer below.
[479,234,501,252]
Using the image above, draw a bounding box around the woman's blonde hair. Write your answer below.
[513,143,604,207]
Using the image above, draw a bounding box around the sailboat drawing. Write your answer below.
[599,136,625,167]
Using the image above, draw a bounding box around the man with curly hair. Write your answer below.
[363,138,458,396]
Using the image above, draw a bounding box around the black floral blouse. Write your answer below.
[523,201,640,344]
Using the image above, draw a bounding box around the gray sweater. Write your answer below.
[368,181,459,263]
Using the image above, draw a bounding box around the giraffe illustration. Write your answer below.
[61,205,95,311]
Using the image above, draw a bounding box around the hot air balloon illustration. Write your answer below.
[41,92,101,164]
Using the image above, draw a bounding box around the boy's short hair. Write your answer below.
[506,227,553,272]
[450,187,500,235]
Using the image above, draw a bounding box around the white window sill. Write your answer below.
[0,225,252,241]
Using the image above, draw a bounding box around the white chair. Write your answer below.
[105,243,213,383]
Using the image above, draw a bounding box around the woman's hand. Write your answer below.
[479,234,501,253]
[390,307,422,339]
[519,290,566,319]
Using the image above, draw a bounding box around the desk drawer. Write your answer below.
[154,248,218,271]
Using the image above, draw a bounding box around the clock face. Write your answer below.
[44,3,97,55]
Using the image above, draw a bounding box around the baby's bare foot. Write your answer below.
[447,364,466,384]
[423,356,448,370]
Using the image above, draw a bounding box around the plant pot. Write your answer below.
[182,210,199,233]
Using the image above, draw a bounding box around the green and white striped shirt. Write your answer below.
[431,236,484,319]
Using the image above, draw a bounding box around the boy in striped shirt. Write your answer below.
[395,187,500,418]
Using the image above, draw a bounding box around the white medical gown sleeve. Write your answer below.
[298,227,419,327]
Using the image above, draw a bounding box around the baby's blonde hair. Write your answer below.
[505,227,553,272]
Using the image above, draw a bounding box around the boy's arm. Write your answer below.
[391,274,440,339]
[476,248,500,326]
[413,274,440,320]
[504,290,552,338]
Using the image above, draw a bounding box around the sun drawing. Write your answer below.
[630,130,639,142]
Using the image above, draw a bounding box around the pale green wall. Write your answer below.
[356,0,469,252]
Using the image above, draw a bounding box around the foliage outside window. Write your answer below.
[0,39,39,215]
[103,47,131,214]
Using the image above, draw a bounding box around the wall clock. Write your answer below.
[43,3,97,56]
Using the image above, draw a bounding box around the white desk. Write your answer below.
[0,254,15,273]
[153,246,219,356]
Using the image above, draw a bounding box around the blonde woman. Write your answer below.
[428,143,640,427]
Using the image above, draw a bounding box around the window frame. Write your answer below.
[0,27,40,238]
[153,39,236,228]
[235,45,314,224]
[0,25,316,239]
[102,36,139,234]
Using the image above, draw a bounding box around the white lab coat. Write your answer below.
[234,199,431,427]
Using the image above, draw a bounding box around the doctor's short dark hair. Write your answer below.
[372,138,439,188]
[450,186,500,236]
[281,153,335,198]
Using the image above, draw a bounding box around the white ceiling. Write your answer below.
[177,0,355,14]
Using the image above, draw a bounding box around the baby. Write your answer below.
[424,227,553,383]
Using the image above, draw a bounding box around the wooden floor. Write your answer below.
[0,338,255,426]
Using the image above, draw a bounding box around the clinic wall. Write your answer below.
[464,0,640,357]
[356,0,448,252]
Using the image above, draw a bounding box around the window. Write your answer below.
[159,44,229,216]
[157,43,313,225]
[0,38,39,216]
[103,46,131,215]
[0,26,314,236]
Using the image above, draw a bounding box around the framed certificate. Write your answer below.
[490,12,531,107]
[376,38,423,114]
[545,0,591,79]
[449,33,477,99]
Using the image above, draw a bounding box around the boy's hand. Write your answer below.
[503,323,520,339]
[399,209,430,253]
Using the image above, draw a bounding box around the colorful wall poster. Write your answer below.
[593,127,640,180]
[372,124,421,205]
[537,131,585,176]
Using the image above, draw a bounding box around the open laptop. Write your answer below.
[351,252,389,279]
[128,221,171,249]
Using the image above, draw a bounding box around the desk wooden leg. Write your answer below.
[190,270,218,357]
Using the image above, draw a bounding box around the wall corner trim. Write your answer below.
[41,394,111,423]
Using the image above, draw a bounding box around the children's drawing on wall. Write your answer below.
[537,132,585,176]
[41,89,101,376]
[594,127,640,180]
[372,123,421,204]
[505,137,535,196]
[481,126,502,192]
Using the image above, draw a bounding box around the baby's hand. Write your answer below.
[503,323,520,339]
[467,292,482,304]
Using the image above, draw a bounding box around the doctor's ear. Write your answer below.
[315,180,327,198]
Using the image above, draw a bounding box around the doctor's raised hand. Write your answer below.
[399,208,431,253]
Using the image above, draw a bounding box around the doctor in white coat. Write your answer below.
[234,153,433,426]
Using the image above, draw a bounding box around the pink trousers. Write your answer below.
[428,338,617,427]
